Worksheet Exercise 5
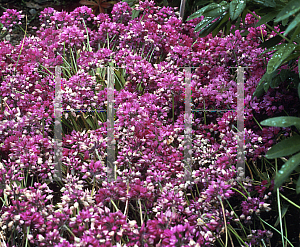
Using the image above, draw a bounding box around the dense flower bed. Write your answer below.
[0,1,300,246]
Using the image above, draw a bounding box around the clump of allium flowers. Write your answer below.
[0,9,24,31]
[0,0,299,245]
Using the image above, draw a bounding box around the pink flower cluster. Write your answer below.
[1,0,299,246]
[0,9,24,30]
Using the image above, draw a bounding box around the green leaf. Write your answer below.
[229,0,246,20]
[261,43,287,55]
[132,10,141,19]
[162,0,168,7]
[199,13,227,37]
[260,116,300,129]
[224,19,232,36]
[212,12,230,37]
[253,71,276,98]
[279,69,289,82]
[282,16,289,26]
[274,152,300,189]
[194,16,215,32]
[241,7,247,26]
[194,0,211,7]
[294,34,300,44]
[252,0,276,7]
[274,203,289,226]
[255,10,279,27]
[240,30,249,37]
[85,116,96,130]
[259,35,283,49]
[281,52,300,65]
[114,69,126,90]
[299,58,300,79]
[186,4,212,21]
[270,75,281,88]
[263,81,270,92]
[203,1,229,18]
[266,135,300,159]
[284,13,300,35]
[296,176,300,194]
[298,82,300,99]
[253,79,266,98]
[62,117,73,130]
[267,43,297,74]
[275,0,300,23]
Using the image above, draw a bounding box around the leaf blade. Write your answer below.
[260,116,300,129]
[275,0,300,23]
[284,13,300,36]
[267,43,296,74]
[265,135,300,159]
[229,0,246,20]
[274,152,300,189]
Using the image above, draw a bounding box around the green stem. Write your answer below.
[110,199,119,211]
[259,217,294,247]
[14,15,27,74]
[253,116,263,131]
[138,199,143,226]
[217,196,228,247]
[230,187,248,199]
[172,93,175,124]
[247,10,291,43]
[279,193,300,210]
[276,158,285,247]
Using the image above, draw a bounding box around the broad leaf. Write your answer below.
[281,52,300,65]
[241,7,247,26]
[255,11,278,27]
[198,13,228,37]
[274,152,300,189]
[284,13,300,36]
[267,43,297,74]
[299,58,300,79]
[298,82,300,99]
[296,176,300,194]
[260,116,300,129]
[203,1,229,18]
[212,12,229,37]
[252,0,276,7]
[253,80,266,98]
[265,135,300,159]
[270,75,281,88]
[186,4,212,21]
[264,81,270,92]
[258,35,282,49]
[253,71,276,98]
[194,0,211,6]
[261,43,287,55]
[275,0,300,23]
[229,0,246,20]
[279,69,289,82]
[194,16,215,32]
